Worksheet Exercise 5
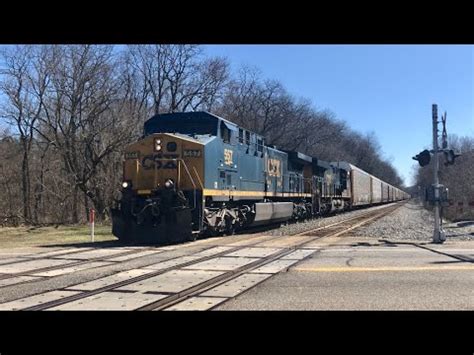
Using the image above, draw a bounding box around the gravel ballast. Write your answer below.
[267,203,397,237]
[354,200,474,241]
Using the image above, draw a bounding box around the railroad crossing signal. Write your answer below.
[412,149,431,167]
[412,149,460,167]
[443,149,461,166]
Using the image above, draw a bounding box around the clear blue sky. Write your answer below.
[203,45,474,186]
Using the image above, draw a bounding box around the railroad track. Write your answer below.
[18,202,403,311]
[0,246,164,282]
[141,202,403,310]
[0,214,343,281]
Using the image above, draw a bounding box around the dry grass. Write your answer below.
[0,224,117,249]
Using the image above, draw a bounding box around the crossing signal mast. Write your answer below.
[412,104,461,244]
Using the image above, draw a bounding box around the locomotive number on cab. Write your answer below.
[224,149,234,166]
[268,158,281,177]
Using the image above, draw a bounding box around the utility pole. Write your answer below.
[431,104,446,243]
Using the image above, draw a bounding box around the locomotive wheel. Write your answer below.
[223,217,235,236]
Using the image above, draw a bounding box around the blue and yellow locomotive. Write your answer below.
[111,111,407,244]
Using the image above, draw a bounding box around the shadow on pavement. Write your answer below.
[429,259,474,264]
[39,240,131,249]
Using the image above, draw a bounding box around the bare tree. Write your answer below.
[0,45,49,222]
[127,45,169,115]
[0,45,408,227]
[126,45,229,115]
[34,45,139,221]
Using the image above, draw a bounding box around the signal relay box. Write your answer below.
[425,185,449,204]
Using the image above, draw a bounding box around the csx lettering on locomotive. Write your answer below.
[141,154,179,170]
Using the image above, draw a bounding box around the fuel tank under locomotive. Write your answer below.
[202,201,296,236]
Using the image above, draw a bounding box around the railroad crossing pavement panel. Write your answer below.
[280,249,316,260]
[0,275,43,288]
[248,259,300,274]
[188,246,236,258]
[66,268,158,291]
[116,269,225,293]
[225,247,282,258]
[182,256,258,271]
[0,258,76,274]
[0,290,80,311]
[107,250,164,262]
[143,256,203,270]
[51,248,132,260]
[225,234,280,247]
[121,246,156,250]
[30,261,113,277]
[0,257,28,265]
[20,248,94,259]
[164,296,227,311]
[255,236,314,248]
[0,251,37,260]
[48,291,167,310]
[200,273,273,298]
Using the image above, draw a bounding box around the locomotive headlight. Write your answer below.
[164,179,174,189]
[154,138,162,152]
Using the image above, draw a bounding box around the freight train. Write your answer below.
[111,112,409,243]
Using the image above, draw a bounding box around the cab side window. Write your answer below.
[238,128,244,143]
[221,123,231,144]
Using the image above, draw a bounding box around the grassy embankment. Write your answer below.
[0,224,116,249]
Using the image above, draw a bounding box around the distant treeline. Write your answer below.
[0,45,404,225]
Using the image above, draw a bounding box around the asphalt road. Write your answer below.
[216,236,474,310]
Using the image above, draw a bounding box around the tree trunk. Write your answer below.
[72,184,79,224]
[84,190,90,223]
[21,140,31,222]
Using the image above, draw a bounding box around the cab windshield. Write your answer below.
[144,113,218,136]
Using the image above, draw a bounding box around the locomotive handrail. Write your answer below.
[175,159,197,190]
[176,159,197,210]
[192,166,204,190]
[135,159,141,188]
